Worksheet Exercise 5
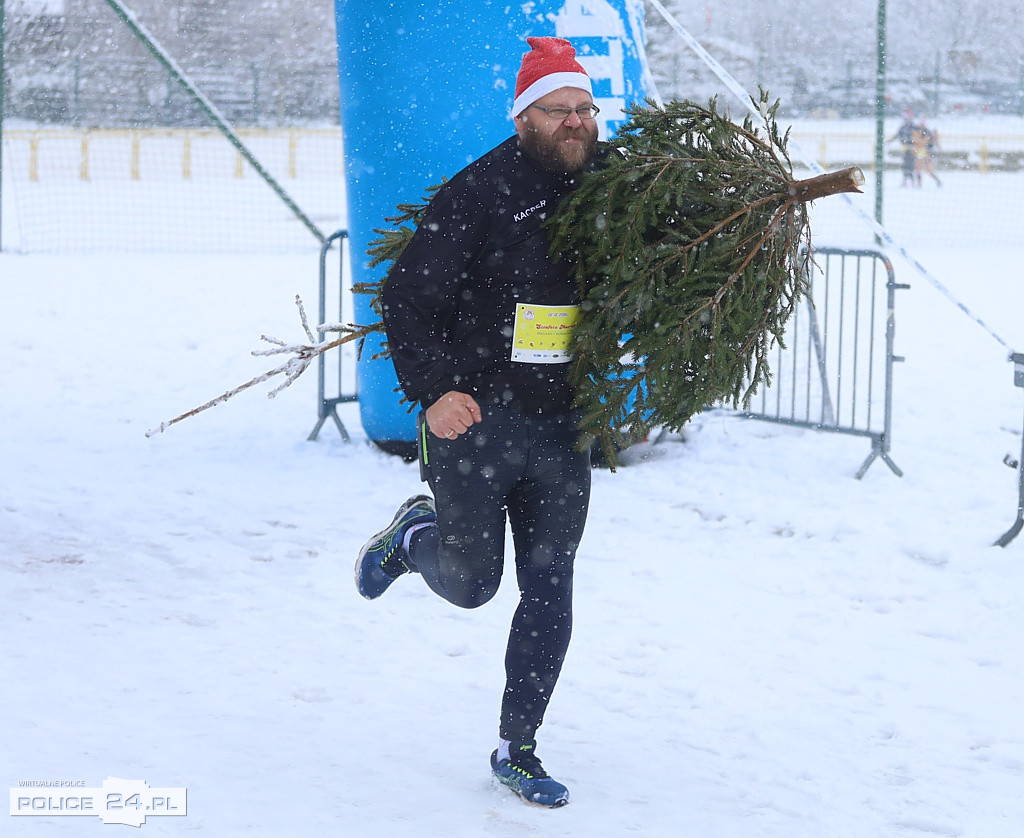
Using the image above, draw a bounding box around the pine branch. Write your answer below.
[146,296,381,437]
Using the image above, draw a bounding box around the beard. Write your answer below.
[518,121,598,174]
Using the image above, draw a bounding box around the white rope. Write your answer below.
[645,0,1013,353]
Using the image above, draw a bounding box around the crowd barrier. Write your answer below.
[738,246,907,478]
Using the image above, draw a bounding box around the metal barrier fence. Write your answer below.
[996,353,1024,547]
[738,246,908,479]
[307,229,358,442]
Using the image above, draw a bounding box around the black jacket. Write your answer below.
[381,135,606,415]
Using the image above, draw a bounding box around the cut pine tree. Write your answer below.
[547,94,863,465]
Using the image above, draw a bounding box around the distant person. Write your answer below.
[913,118,942,187]
[889,110,918,188]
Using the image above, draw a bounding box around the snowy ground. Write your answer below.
[4,171,1024,836]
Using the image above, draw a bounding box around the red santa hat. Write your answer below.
[511,37,593,118]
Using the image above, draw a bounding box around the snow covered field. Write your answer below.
[4,166,1024,836]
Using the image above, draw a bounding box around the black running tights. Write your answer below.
[408,405,591,742]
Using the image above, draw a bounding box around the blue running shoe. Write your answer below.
[355,495,435,600]
[490,742,569,808]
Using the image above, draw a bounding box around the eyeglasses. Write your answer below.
[528,103,601,121]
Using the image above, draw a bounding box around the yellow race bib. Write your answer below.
[510,303,579,364]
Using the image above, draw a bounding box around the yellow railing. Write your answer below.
[6,127,344,182]
[5,126,1021,180]
[789,131,1024,172]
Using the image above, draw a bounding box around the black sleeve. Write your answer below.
[379,178,491,408]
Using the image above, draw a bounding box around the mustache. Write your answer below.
[554,125,593,141]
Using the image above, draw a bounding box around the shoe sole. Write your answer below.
[492,774,569,808]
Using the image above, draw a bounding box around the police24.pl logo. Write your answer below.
[11,777,186,827]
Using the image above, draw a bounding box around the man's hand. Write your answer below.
[426,391,482,439]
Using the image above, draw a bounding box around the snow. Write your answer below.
[4,172,1024,836]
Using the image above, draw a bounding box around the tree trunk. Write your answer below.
[788,167,865,202]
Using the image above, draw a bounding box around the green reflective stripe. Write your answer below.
[420,417,429,466]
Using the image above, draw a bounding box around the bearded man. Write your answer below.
[355,37,603,808]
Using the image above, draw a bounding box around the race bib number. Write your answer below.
[510,303,579,364]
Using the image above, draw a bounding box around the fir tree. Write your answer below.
[546,94,862,465]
